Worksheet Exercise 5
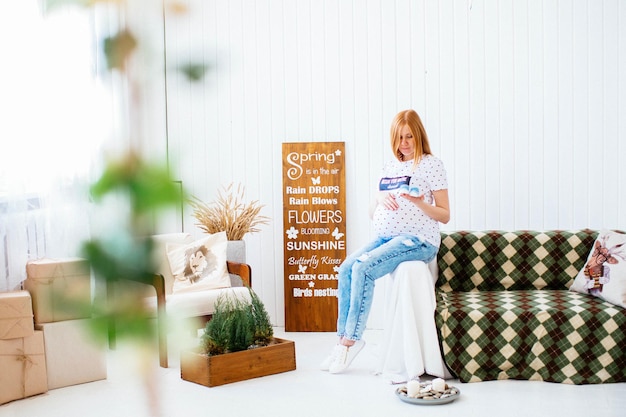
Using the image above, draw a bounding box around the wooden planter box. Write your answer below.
[180,338,296,387]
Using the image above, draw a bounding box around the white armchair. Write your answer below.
[107,233,252,368]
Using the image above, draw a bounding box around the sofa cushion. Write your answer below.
[143,286,251,319]
[436,289,626,384]
[167,232,231,294]
[437,230,597,292]
[570,230,626,308]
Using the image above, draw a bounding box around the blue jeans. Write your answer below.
[336,234,438,341]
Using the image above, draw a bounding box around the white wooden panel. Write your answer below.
[352,0,373,223]
[241,1,261,188]
[238,1,267,313]
[309,0,327,140]
[227,0,247,184]
[282,0,299,140]
[483,1,502,228]
[452,2,472,230]
[468,0,488,230]
[267,0,288,325]
[380,2,398,118]
[198,0,220,200]
[557,1,575,228]
[249,0,280,329]
[338,1,356,144]
[513,0,530,229]
[267,0,286,143]
[296,1,314,140]
[571,0,590,228]
[150,0,626,328]
[541,0,560,228]
[585,1,605,229]
[497,0,516,230]
[436,0,455,221]
[422,0,442,184]
[601,1,620,227]
[366,0,386,200]
[323,0,342,138]
[410,0,427,113]
[394,0,412,108]
[618,1,626,226]
[527,0,546,230]
[213,0,235,184]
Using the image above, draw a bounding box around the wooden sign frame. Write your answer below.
[282,142,346,332]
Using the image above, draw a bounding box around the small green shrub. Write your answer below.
[200,288,273,356]
[250,289,273,346]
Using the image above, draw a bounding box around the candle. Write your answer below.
[432,378,447,392]
[407,380,421,397]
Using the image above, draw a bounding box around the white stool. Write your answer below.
[375,260,451,383]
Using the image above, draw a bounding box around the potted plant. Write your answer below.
[189,183,270,263]
[180,288,296,387]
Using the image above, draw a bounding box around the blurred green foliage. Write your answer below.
[90,152,183,217]
[44,0,210,82]
[81,152,186,344]
[102,29,137,71]
[179,63,210,82]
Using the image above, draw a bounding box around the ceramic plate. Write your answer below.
[395,386,461,406]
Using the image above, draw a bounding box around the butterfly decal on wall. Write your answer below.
[311,176,320,185]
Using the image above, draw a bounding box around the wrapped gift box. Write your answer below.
[0,330,47,405]
[36,319,107,389]
[0,290,34,340]
[25,257,92,323]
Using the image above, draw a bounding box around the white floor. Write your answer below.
[1,328,624,417]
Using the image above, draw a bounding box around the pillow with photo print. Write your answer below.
[168,232,231,294]
[570,230,626,308]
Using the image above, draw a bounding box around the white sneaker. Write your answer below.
[320,344,343,371]
[328,340,366,374]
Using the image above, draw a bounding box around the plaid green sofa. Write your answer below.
[434,229,626,384]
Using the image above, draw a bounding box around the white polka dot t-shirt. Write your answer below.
[372,154,448,247]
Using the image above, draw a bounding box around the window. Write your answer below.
[0,2,109,291]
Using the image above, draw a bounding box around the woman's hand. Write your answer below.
[399,189,450,224]
[371,189,450,224]
[379,192,400,211]
[398,193,425,205]
[369,192,399,218]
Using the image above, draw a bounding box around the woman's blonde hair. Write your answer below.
[390,109,432,166]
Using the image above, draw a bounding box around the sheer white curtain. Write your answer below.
[0,2,111,291]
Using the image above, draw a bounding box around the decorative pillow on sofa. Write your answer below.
[167,232,231,294]
[570,230,626,308]
[152,233,193,295]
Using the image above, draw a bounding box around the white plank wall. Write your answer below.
[133,0,625,328]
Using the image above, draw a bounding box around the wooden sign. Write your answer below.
[282,142,346,332]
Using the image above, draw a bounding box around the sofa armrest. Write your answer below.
[226,261,252,287]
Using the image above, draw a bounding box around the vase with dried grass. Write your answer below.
[189,183,269,263]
